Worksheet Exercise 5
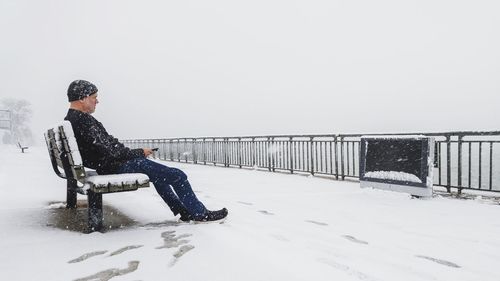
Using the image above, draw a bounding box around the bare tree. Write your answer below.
[0,98,33,145]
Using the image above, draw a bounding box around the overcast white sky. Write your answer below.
[0,0,498,141]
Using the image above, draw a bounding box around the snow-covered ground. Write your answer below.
[1,145,499,281]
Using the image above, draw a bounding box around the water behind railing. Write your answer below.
[123,131,500,193]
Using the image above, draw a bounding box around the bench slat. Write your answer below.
[44,129,66,178]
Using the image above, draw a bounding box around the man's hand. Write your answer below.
[143,148,154,157]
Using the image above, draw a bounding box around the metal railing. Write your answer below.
[123,131,500,194]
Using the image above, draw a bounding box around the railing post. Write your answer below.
[329,138,333,177]
[213,138,217,166]
[346,141,350,176]
[310,137,315,176]
[479,141,483,189]
[153,140,157,159]
[438,141,442,186]
[317,140,322,173]
[446,135,451,193]
[334,136,339,180]
[193,138,197,164]
[224,138,229,167]
[160,140,164,160]
[179,139,182,161]
[169,140,174,161]
[340,136,345,180]
[267,137,272,172]
[271,137,276,172]
[184,138,188,163]
[252,137,256,168]
[458,135,463,194]
[489,142,493,191]
[289,137,294,174]
[202,138,206,165]
[238,138,242,168]
[353,140,357,176]
[468,142,472,188]
[166,140,169,159]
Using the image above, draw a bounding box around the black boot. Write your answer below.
[178,208,192,222]
[194,208,228,222]
[172,206,192,222]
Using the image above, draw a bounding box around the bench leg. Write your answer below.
[66,179,77,209]
[87,190,103,232]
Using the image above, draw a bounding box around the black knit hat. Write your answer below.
[67,80,98,102]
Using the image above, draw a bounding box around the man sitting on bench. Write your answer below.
[64,80,228,222]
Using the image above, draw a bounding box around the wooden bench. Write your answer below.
[17,142,28,153]
[44,121,150,232]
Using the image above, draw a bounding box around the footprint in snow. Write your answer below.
[156,231,193,249]
[342,235,369,245]
[139,220,182,229]
[415,255,460,268]
[270,234,290,242]
[169,245,196,267]
[68,250,107,264]
[317,258,380,281]
[258,210,274,215]
[237,201,253,206]
[305,220,328,226]
[73,260,139,281]
[108,245,143,257]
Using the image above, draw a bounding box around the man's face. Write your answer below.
[81,93,99,114]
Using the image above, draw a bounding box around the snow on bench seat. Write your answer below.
[84,172,150,193]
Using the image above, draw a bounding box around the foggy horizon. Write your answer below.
[1,0,498,143]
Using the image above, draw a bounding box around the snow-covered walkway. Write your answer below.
[0,145,499,281]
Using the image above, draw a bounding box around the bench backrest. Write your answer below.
[44,121,87,183]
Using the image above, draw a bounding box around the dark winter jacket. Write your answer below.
[64,109,145,174]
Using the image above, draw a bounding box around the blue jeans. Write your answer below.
[118,158,207,219]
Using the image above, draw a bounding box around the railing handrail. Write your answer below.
[123,130,500,142]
